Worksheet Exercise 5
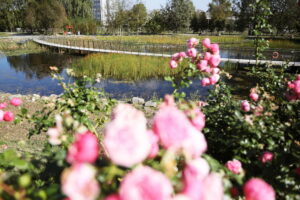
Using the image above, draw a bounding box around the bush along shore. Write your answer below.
[0,37,299,200]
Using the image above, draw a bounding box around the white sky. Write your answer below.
[143,0,210,11]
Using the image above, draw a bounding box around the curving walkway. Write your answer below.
[33,38,300,67]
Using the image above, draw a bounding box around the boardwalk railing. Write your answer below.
[33,38,300,67]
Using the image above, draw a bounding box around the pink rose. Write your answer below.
[209,74,220,85]
[10,98,22,106]
[0,102,7,109]
[210,44,219,54]
[187,48,197,58]
[0,110,3,121]
[225,159,242,174]
[182,129,207,158]
[104,104,151,167]
[147,130,159,159]
[294,80,300,93]
[202,173,224,200]
[241,100,251,112]
[249,93,259,101]
[212,68,220,75]
[47,128,62,145]
[260,151,274,163]
[179,52,187,58]
[204,52,212,61]
[169,60,178,69]
[67,131,99,164]
[61,164,100,200]
[160,95,176,108]
[172,53,180,61]
[208,54,221,68]
[244,178,275,200]
[288,81,295,89]
[104,194,120,200]
[186,108,206,131]
[202,38,211,49]
[197,60,208,71]
[119,166,173,200]
[188,38,199,48]
[3,111,14,122]
[201,78,211,87]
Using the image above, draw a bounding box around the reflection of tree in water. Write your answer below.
[7,53,75,80]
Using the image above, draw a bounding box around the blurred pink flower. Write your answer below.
[147,130,159,159]
[209,74,220,85]
[183,158,210,186]
[10,98,22,106]
[3,111,14,122]
[179,52,187,58]
[197,60,208,71]
[61,164,100,200]
[104,104,151,167]
[225,159,242,174]
[241,101,251,112]
[47,128,62,145]
[0,110,3,121]
[201,78,211,87]
[182,129,207,158]
[249,93,259,102]
[208,54,221,68]
[104,194,120,200]
[169,60,178,69]
[67,131,99,164]
[160,95,176,108]
[119,166,173,200]
[202,173,224,200]
[202,38,211,49]
[244,178,275,200]
[212,68,220,75]
[0,102,7,109]
[188,38,199,48]
[187,48,197,58]
[186,108,206,131]
[210,44,219,54]
[260,151,274,163]
[172,194,190,200]
[204,52,212,61]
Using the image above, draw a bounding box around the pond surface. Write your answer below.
[0,52,210,99]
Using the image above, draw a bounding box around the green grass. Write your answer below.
[0,40,46,56]
[72,53,184,81]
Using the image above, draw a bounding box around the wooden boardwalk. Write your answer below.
[33,39,300,67]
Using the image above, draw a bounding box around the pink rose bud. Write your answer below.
[260,151,274,163]
[241,101,251,112]
[225,159,242,174]
[197,60,208,71]
[288,81,295,89]
[209,74,220,85]
[244,178,275,200]
[201,78,211,87]
[209,54,221,68]
[212,68,220,75]
[0,102,7,109]
[204,52,212,61]
[249,93,259,101]
[188,38,199,48]
[187,48,197,58]
[67,131,99,164]
[10,98,22,106]
[119,166,173,200]
[202,38,211,49]
[3,111,14,122]
[169,60,178,69]
[210,43,219,54]
[0,110,4,121]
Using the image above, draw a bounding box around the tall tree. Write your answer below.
[145,10,165,34]
[128,3,147,32]
[164,0,195,32]
[208,0,232,32]
[59,0,93,19]
[190,11,208,33]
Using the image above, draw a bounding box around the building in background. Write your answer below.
[92,0,107,23]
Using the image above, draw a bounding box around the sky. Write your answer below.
[143,0,210,12]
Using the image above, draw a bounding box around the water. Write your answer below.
[0,52,209,99]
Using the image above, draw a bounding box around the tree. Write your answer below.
[208,0,232,32]
[128,3,147,32]
[190,11,208,33]
[232,0,255,32]
[145,10,165,34]
[164,0,195,32]
[59,0,93,19]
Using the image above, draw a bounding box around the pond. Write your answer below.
[0,52,211,99]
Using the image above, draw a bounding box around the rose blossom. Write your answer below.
[147,130,159,159]
[202,173,224,200]
[204,52,212,61]
[61,164,100,200]
[104,194,120,200]
[241,100,251,112]
[208,54,221,68]
[209,74,220,85]
[67,131,99,164]
[201,78,211,87]
[212,68,220,75]
[182,129,207,158]
[0,102,7,109]
[202,38,211,49]
[169,60,178,69]
[160,95,176,108]
[188,38,199,48]
[197,60,208,71]
[119,166,173,200]
[260,151,274,163]
[10,98,22,106]
[250,92,259,101]
[187,48,197,58]
[225,159,242,174]
[0,110,3,121]
[186,108,206,131]
[104,104,151,167]
[210,44,219,54]
[3,111,14,122]
[244,178,275,200]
